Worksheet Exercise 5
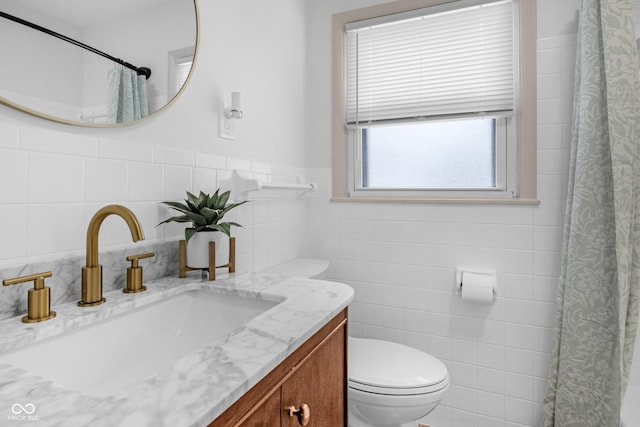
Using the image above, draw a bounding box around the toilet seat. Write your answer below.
[348,338,449,396]
[349,378,448,396]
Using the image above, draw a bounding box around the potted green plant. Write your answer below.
[158,189,247,268]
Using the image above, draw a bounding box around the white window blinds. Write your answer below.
[345,0,514,124]
[175,56,193,91]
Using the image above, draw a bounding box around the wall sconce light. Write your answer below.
[225,92,243,119]
[219,91,243,140]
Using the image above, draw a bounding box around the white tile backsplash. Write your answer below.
[192,167,218,196]
[195,153,227,170]
[478,366,506,395]
[505,397,534,425]
[27,152,84,203]
[128,163,164,201]
[98,138,153,162]
[451,362,479,390]
[452,339,479,365]
[20,126,97,157]
[0,122,19,148]
[537,124,563,150]
[478,414,506,427]
[227,157,251,173]
[27,203,85,256]
[533,351,551,379]
[84,158,128,202]
[452,385,479,414]
[162,165,192,200]
[505,372,533,401]
[477,391,506,420]
[537,99,563,125]
[405,309,428,333]
[505,348,534,376]
[505,323,534,350]
[479,320,506,346]
[536,48,564,74]
[0,149,27,203]
[537,150,565,175]
[501,274,534,300]
[537,74,563,100]
[0,123,310,273]
[0,205,27,260]
[533,201,564,227]
[153,146,194,167]
[428,334,453,360]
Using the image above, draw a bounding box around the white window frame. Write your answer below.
[331,0,537,204]
[168,47,195,99]
[348,115,516,199]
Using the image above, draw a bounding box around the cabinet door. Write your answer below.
[241,388,281,426]
[281,323,347,427]
[209,310,348,427]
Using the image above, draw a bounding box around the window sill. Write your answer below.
[330,197,541,205]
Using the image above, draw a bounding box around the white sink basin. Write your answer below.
[0,290,278,397]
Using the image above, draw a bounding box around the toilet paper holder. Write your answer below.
[455,268,497,297]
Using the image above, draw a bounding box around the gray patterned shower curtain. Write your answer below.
[106,67,149,124]
[541,0,640,426]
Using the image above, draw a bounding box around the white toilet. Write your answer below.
[265,258,449,427]
[348,337,449,427]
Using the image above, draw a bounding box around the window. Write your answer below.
[360,118,503,190]
[168,47,195,99]
[332,0,537,202]
[175,56,193,92]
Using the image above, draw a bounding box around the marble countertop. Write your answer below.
[0,273,353,427]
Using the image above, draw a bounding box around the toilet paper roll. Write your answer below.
[461,272,495,303]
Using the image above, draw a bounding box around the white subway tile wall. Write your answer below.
[305,34,578,427]
[0,129,309,274]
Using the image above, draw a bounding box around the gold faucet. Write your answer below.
[79,205,144,307]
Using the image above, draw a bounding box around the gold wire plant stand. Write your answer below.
[178,237,236,281]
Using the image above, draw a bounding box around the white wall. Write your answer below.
[0,0,309,272]
[305,0,580,425]
[0,2,84,110]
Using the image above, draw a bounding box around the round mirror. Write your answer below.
[0,0,198,127]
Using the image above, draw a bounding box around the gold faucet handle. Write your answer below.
[3,271,53,288]
[126,252,155,268]
[3,271,56,323]
[124,252,155,294]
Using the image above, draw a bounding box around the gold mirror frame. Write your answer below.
[0,0,200,128]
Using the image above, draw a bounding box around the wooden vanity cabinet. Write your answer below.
[209,309,348,427]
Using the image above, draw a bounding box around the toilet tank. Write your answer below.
[264,259,330,279]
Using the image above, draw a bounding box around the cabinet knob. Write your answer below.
[286,403,310,426]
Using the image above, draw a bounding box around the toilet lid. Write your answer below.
[348,338,449,393]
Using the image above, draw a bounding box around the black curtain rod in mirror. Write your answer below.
[0,10,151,79]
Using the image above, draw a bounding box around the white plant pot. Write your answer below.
[186,230,230,269]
